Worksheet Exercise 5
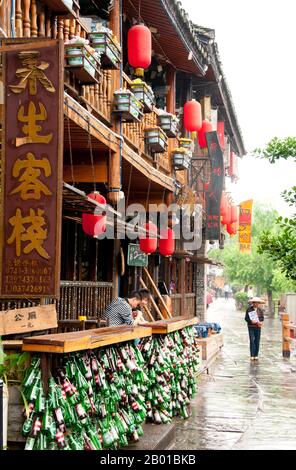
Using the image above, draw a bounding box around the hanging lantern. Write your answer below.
[159,228,175,257]
[217,121,225,150]
[221,199,231,225]
[231,204,238,224]
[220,191,227,218]
[82,192,107,238]
[183,100,202,132]
[204,182,210,191]
[227,222,238,236]
[128,24,151,75]
[197,120,213,148]
[139,222,157,254]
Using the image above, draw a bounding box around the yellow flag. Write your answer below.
[238,200,253,253]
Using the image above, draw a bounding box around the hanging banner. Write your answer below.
[205,132,225,240]
[0,39,64,298]
[239,200,253,253]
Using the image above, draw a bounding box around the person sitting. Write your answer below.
[102,291,143,326]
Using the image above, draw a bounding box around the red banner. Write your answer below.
[0,40,63,297]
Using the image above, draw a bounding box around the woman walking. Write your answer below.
[245,297,265,360]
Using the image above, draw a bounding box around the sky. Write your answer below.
[181,0,296,216]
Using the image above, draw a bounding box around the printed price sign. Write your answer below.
[127,244,148,267]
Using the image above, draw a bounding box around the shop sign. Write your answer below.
[127,244,148,267]
[0,304,58,335]
[0,40,63,297]
[239,200,253,253]
[205,132,224,240]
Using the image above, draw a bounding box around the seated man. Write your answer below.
[102,291,143,326]
[132,288,150,323]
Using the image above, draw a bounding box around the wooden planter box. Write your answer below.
[130,81,155,113]
[89,31,121,70]
[113,90,143,123]
[158,113,179,137]
[65,44,102,85]
[172,151,190,170]
[144,127,168,153]
[43,0,80,18]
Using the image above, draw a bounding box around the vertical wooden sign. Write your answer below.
[205,132,224,240]
[0,40,64,297]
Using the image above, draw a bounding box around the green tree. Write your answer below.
[254,137,296,282]
[210,204,293,313]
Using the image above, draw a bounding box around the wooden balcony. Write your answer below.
[10,0,185,186]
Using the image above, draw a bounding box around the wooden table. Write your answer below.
[22,325,152,354]
[139,316,198,334]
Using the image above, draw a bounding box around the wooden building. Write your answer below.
[0,0,245,323]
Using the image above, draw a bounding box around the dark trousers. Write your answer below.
[248,326,261,357]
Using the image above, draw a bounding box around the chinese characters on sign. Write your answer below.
[0,304,58,335]
[205,132,225,240]
[1,41,63,297]
[238,200,253,253]
[127,244,148,267]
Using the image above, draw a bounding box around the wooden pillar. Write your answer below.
[166,65,176,114]
[180,258,186,316]
[200,96,212,122]
[108,0,121,205]
[282,313,290,358]
[112,240,120,299]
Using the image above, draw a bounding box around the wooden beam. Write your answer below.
[166,64,176,114]
[143,267,172,318]
[139,277,164,320]
[63,163,108,183]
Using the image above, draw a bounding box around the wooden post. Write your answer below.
[15,0,23,37]
[23,0,31,38]
[108,0,121,205]
[112,239,120,299]
[200,96,212,122]
[282,313,290,358]
[143,268,172,318]
[180,258,186,316]
[166,64,176,114]
[139,277,164,320]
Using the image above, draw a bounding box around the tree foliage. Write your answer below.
[209,204,296,294]
[254,136,296,282]
[254,136,296,163]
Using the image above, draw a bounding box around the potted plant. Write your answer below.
[158,111,179,137]
[144,127,168,153]
[89,26,121,69]
[0,340,31,448]
[130,79,155,113]
[65,36,102,84]
[113,88,143,122]
[171,147,190,170]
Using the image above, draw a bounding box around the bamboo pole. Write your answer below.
[143,267,172,318]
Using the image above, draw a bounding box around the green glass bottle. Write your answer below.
[25,436,36,450]
[22,356,41,389]
[22,414,34,437]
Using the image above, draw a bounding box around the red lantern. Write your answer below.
[197,120,213,148]
[183,100,202,132]
[227,222,238,236]
[204,182,210,191]
[220,191,227,218]
[82,213,106,237]
[82,192,107,237]
[128,24,151,70]
[159,228,175,257]
[221,200,231,225]
[231,204,238,224]
[217,121,225,150]
[139,222,157,254]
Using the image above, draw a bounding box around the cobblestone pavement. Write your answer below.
[171,298,296,450]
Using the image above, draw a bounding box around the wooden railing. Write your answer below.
[12,0,113,123]
[122,73,174,175]
[0,280,113,320]
[171,293,196,317]
[11,1,176,178]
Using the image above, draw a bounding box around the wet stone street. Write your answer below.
[171,298,296,450]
